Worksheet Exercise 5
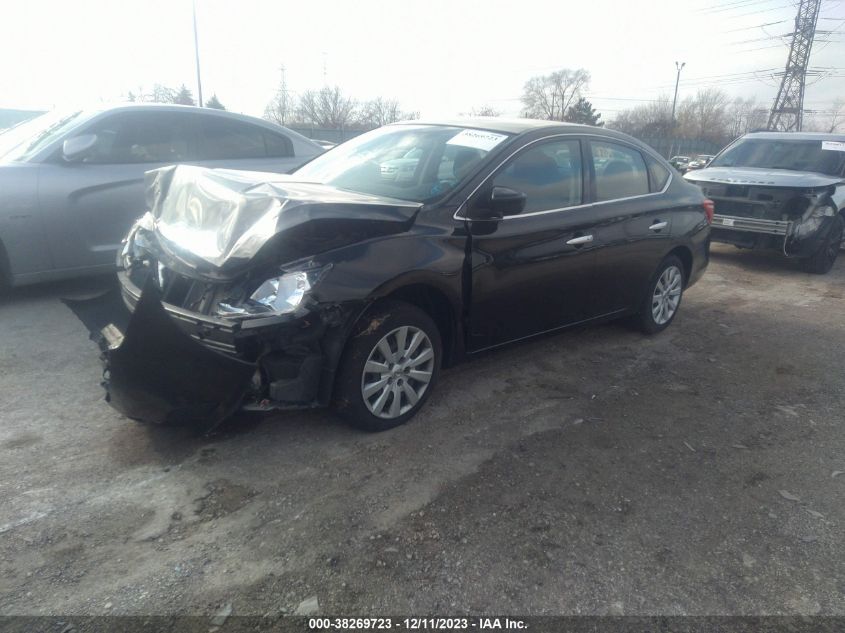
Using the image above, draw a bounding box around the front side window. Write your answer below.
[492,139,583,215]
[83,112,194,164]
[591,141,650,201]
[293,125,509,203]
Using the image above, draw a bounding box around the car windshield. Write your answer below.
[0,109,88,162]
[292,124,510,203]
[710,138,845,176]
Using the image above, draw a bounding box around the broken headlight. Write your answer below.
[792,202,835,240]
[249,272,311,313]
[216,267,328,319]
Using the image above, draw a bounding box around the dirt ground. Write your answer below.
[0,243,843,617]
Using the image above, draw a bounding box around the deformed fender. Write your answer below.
[65,279,256,429]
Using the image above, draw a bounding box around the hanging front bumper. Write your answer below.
[65,279,256,428]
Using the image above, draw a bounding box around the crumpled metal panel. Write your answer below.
[144,165,421,272]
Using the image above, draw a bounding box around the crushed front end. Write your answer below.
[116,235,354,420]
[686,175,841,258]
[69,165,419,427]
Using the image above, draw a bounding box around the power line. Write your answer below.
[725,19,788,31]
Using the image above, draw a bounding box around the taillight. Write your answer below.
[702,199,715,224]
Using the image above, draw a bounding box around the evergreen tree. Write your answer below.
[205,94,225,110]
[173,84,196,106]
[564,97,603,126]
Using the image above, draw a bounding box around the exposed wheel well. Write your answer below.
[384,284,457,367]
[667,245,693,284]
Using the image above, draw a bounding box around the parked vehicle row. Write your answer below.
[51,113,844,433]
[669,154,714,173]
[67,120,712,431]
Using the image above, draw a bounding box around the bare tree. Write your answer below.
[358,98,416,127]
[126,84,175,104]
[824,98,845,133]
[676,89,729,142]
[725,97,767,139]
[296,86,358,128]
[521,69,590,121]
[264,85,295,126]
[608,96,674,137]
[470,105,501,117]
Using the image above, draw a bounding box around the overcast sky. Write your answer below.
[2,0,843,121]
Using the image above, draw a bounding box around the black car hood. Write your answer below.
[144,165,422,275]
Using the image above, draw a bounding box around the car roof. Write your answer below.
[77,102,319,145]
[392,117,598,135]
[744,131,845,142]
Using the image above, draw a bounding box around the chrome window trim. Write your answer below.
[453,132,673,221]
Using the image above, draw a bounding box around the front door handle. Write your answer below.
[650,220,668,231]
[566,234,594,246]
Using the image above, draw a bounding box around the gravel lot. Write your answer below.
[1,244,843,617]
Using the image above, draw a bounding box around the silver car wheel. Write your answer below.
[652,265,682,325]
[361,326,434,419]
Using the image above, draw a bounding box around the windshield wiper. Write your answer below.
[23,111,82,153]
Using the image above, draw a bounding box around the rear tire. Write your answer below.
[801,213,843,275]
[333,300,441,432]
[636,255,685,335]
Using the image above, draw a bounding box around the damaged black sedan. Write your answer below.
[76,120,711,431]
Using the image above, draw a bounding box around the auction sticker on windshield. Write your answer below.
[821,141,845,152]
[447,129,508,152]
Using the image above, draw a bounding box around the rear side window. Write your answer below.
[196,117,293,159]
[83,112,194,164]
[644,154,671,192]
[591,141,650,201]
[492,139,583,214]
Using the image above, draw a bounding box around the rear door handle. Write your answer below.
[649,221,668,231]
[566,234,594,246]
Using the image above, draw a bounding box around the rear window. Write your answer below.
[645,154,671,192]
[591,141,650,201]
[197,117,293,160]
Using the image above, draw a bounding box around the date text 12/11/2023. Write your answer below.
[308,617,528,630]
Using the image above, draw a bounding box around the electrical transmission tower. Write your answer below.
[767,0,822,131]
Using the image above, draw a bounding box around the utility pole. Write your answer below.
[279,64,288,125]
[192,0,203,107]
[767,0,821,131]
[671,61,685,122]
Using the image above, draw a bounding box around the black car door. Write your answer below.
[586,139,675,315]
[464,137,602,351]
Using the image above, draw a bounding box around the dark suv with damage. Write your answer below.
[685,132,845,273]
[73,119,711,432]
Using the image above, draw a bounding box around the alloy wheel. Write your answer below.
[652,265,682,325]
[361,326,435,419]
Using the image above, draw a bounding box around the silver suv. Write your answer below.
[685,132,845,274]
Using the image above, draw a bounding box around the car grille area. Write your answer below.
[155,263,219,315]
[123,262,249,358]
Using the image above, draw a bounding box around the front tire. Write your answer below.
[334,300,441,432]
[636,255,685,335]
[801,213,843,275]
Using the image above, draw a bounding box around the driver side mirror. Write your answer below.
[467,186,526,220]
[62,134,98,162]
